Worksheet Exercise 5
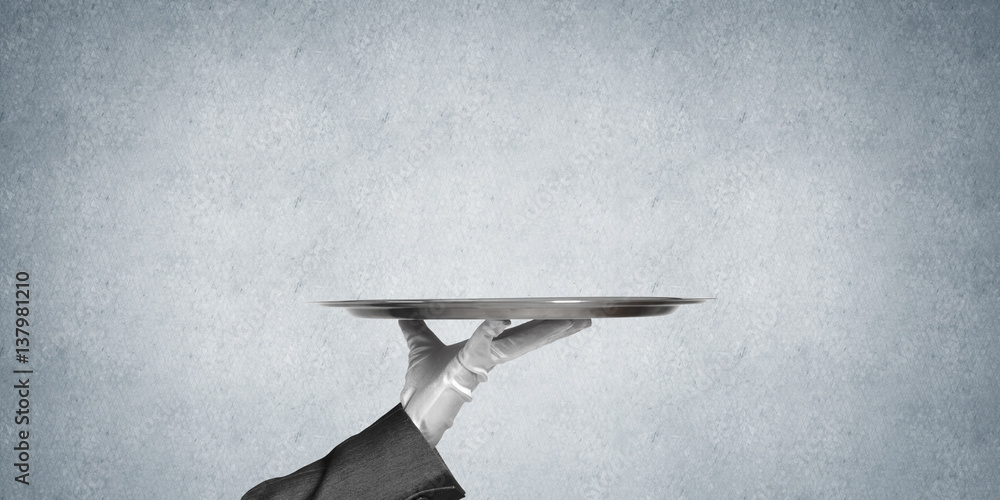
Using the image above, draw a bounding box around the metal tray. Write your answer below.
[315,297,709,320]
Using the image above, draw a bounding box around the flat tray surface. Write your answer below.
[315,297,709,320]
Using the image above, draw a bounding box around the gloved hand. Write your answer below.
[398,318,592,446]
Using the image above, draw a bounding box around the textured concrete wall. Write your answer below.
[2,1,998,498]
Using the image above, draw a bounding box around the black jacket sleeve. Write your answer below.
[243,404,465,500]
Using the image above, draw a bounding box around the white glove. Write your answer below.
[398,319,592,446]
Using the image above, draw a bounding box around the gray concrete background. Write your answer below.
[2,0,999,498]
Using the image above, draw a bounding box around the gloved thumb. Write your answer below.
[399,320,444,358]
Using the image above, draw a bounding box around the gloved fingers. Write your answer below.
[490,319,592,362]
[399,320,445,356]
[552,318,592,344]
[456,319,510,381]
[489,319,571,361]
[493,319,544,341]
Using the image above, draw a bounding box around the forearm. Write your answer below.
[243,405,465,500]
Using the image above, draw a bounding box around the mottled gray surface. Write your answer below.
[2,0,999,498]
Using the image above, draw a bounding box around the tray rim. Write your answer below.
[316,296,710,305]
[313,296,711,320]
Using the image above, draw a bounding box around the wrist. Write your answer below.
[444,357,482,396]
[403,359,484,446]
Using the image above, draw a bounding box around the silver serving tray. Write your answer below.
[315,297,709,320]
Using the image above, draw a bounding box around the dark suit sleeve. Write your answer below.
[243,404,465,500]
